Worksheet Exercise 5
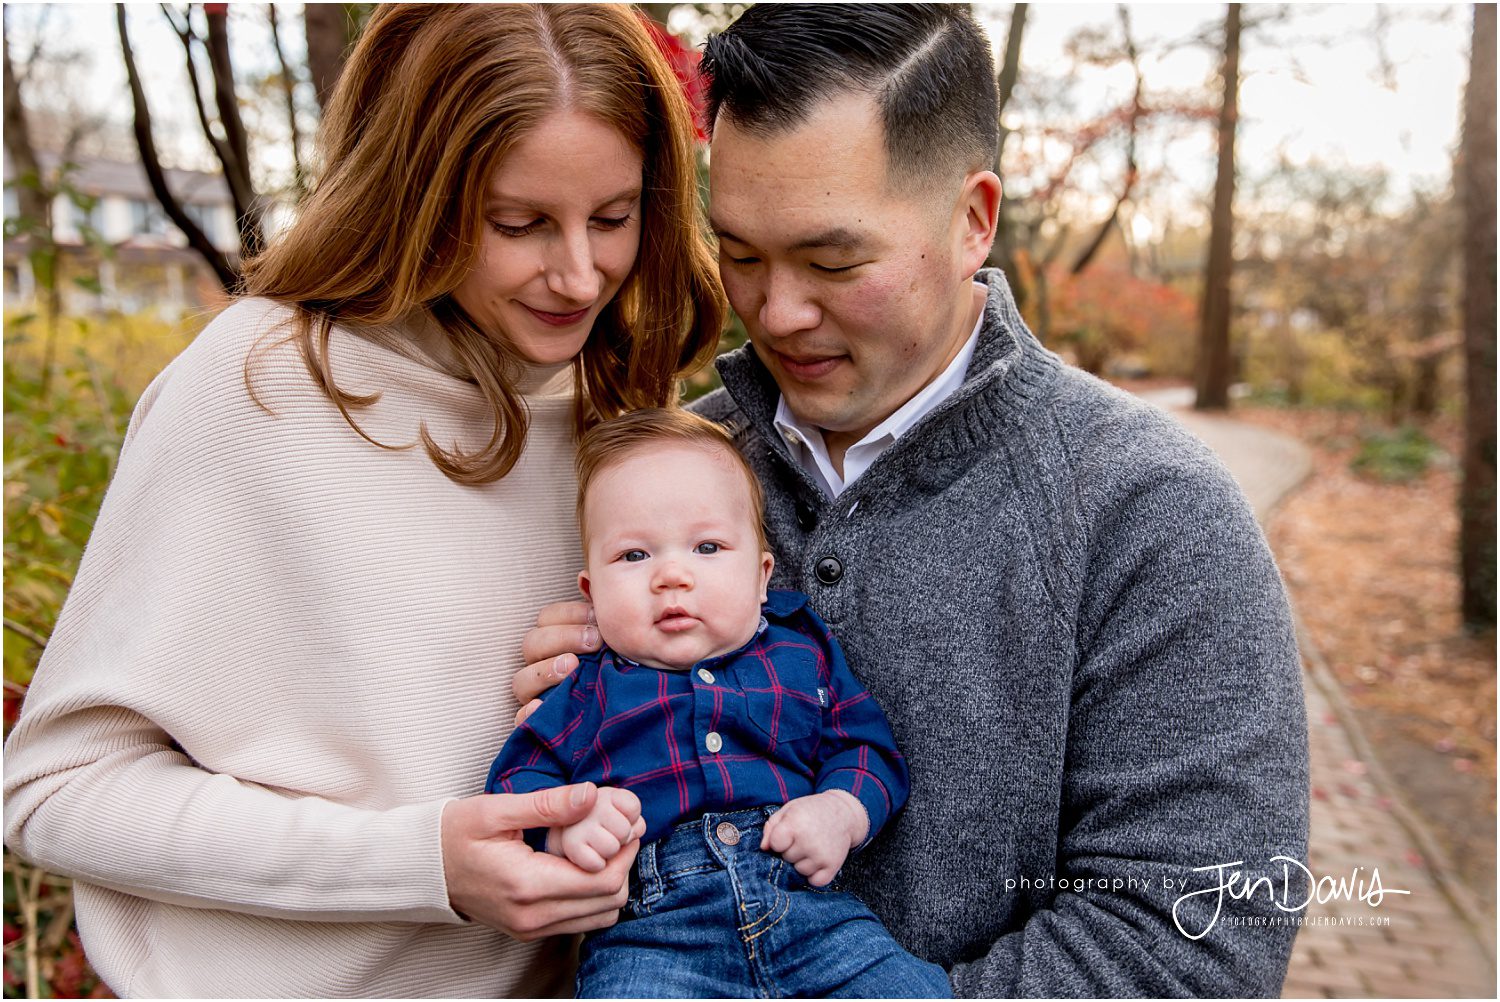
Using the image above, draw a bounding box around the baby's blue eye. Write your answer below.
[694,542,721,555]
[623,549,648,562]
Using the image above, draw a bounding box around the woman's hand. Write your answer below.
[441,782,637,940]
[514,600,599,724]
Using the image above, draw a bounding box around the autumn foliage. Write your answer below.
[1032,264,1197,375]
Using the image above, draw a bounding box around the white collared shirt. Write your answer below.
[773,287,985,499]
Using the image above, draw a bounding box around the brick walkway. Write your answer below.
[1146,396,1498,1000]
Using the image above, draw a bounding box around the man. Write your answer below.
[521,6,1309,996]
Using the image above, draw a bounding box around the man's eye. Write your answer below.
[694,542,721,555]
[622,549,649,562]
[811,262,859,274]
[720,250,760,266]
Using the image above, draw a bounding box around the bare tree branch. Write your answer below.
[267,3,306,195]
[1071,5,1143,274]
[116,3,238,291]
[203,3,263,254]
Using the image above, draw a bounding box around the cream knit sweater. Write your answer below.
[4,298,585,998]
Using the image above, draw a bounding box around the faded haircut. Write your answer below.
[575,408,769,553]
[701,4,998,193]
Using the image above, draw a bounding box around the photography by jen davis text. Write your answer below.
[1004,858,1412,940]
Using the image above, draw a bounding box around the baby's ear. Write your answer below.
[759,551,774,602]
[578,570,593,600]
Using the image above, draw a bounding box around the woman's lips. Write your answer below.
[522,303,591,327]
[773,351,843,380]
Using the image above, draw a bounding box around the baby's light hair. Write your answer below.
[576,407,768,553]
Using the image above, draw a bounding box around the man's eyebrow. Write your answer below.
[711,224,867,253]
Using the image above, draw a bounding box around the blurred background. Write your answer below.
[2,3,1494,998]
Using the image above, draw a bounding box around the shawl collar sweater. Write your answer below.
[4,298,581,997]
[694,268,1311,997]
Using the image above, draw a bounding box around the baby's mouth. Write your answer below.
[655,607,699,633]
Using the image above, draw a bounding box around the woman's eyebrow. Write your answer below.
[487,187,642,212]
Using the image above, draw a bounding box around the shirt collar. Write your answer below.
[611,616,770,672]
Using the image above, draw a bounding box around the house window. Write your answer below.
[182,201,216,242]
[70,196,102,237]
[130,198,167,237]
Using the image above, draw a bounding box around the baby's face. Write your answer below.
[580,442,773,670]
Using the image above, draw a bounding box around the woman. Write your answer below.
[2,5,724,997]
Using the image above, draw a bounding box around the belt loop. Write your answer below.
[636,838,663,909]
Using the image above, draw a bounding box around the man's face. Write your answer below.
[710,92,985,455]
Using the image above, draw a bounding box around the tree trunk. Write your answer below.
[1460,2,1496,629]
[2,21,47,224]
[987,4,1028,307]
[305,3,356,114]
[1194,4,1240,411]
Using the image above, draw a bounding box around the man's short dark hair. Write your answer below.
[701,4,998,192]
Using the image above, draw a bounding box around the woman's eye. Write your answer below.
[622,549,648,562]
[491,219,542,238]
[592,215,633,230]
[694,542,721,555]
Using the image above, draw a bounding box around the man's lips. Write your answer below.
[522,303,591,327]
[771,349,844,380]
[655,608,700,633]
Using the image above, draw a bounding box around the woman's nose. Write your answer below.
[545,226,603,304]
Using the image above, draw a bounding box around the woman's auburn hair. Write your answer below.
[241,3,727,485]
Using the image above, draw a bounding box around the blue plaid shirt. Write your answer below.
[487,589,908,849]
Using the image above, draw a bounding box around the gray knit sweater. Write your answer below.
[694,268,1310,998]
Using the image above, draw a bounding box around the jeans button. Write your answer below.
[716,822,741,846]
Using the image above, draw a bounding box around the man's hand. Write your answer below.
[441,783,637,941]
[514,601,599,724]
[761,790,870,887]
[546,786,648,872]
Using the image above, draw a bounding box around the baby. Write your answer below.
[486,408,951,999]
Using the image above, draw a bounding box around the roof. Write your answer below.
[3,150,232,207]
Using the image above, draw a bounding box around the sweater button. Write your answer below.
[795,499,818,531]
[815,556,843,585]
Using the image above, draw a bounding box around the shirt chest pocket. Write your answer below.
[738,652,823,745]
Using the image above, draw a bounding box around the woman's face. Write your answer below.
[454,109,644,366]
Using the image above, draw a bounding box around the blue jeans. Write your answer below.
[576,806,952,999]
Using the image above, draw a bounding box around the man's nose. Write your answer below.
[758,268,819,338]
[544,225,603,304]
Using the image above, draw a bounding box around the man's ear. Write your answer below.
[955,170,1002,277]
[759,551,774,602]
[578,570,592,601]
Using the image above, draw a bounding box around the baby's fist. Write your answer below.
[547,786,646,872]
[761,790,869,887]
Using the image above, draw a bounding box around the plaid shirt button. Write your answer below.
[705,731,723,753]
[697,668,715,684]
